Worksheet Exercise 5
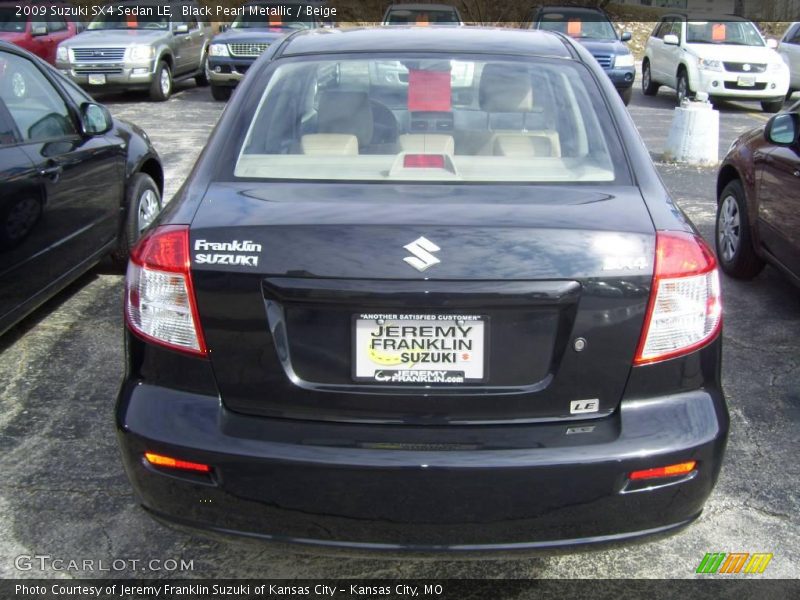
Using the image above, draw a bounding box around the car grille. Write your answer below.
[592,54,613,69]
[724,81,768,90]
[72,48,126,62]
[74,67,123,75]
[228,43,269,57]
[723,62,767,73]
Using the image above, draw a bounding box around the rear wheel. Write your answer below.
[715,180,764,279]
[111,173,162,267]
[211,85,232,102]
[676,69,693,104]
[761,99,784,113]
[149,60,172,102]
[642,60,659,96]
[619,86,633,106]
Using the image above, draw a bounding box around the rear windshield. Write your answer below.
[537,13,618,40]
[235,56,625,183]
[385,10,461,25]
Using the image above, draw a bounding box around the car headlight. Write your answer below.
[129,45,154,61]
[698,58,724,71]
[614,53,635,68]
[209,44,229,57]
[56,46,69,63]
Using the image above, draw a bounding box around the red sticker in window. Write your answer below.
[408,70,451,112]
[712,23,726,41]
[567,19,582,36]
[127,15,137,28]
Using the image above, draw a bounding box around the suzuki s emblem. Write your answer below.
[743,63,751,71]
[403,236,441,272]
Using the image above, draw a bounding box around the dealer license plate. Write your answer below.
[88,74,106,85]
[737,75,756,87]
[354,313,486,384]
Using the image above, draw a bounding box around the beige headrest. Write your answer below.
[493,134,555,158]
[317,91,374,147]
[479,64,534,112]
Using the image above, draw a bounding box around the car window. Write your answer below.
[537,12,617,40]
[55,71,92,106]
[0,98,21,145]
[0,53,77,142]
[48,16,68,33]
[386,10,461,25]
[0,7,26,32]
[686,20,764,46]
[235,56,626,184]
[786,24,800,44]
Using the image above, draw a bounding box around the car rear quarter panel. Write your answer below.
[717,128,766,248]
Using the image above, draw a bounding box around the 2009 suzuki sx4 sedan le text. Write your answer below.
[116,27,729,553]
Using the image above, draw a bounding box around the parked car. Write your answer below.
[0,1,80,65]
[530,5,635,105]
[778,22,800,99]
[382,3,464,26]
[55,0,212,101]
[715,100,800,285]
[0,41,163,335]
[117,27,728,552]
[643,14,790,112]
[207,1,321,101]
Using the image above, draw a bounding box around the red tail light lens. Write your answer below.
[144,452,210,473]
[125,225,207,356]
[634,231,722,365]
[629,460,697,481]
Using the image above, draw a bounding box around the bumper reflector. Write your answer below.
[629,460,696,481]
[144,452,210,473]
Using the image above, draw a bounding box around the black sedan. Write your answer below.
[716,101,800,286]
[117,27,728,552]
[0,41,163,335]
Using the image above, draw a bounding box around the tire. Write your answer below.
[676,68,693,104]
[761,99,784,113]
[0,196,41,248]
[715,179,765,279]
[111,173,162,267]
[642,60,659,96]
[619,86,633,106]
[195,53,209,87]
[211,85,232,102]
[149,60,172,102]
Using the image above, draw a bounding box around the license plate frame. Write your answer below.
[737,75,756,87]
[87,74,106,85]
[352,313,488,384]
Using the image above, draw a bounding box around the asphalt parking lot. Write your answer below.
[0,77,798,580]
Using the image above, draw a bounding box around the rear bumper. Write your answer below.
[116,381,729,553]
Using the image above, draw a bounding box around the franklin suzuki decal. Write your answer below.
[194,240,262,266]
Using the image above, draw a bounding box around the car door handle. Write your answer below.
[39,164,63,180]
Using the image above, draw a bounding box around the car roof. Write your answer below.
[662,12,750,22]
[385,4,461,11]
[280,27,573,58]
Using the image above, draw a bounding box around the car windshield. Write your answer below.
[88,11,169,31]
[232,7,312,29]
[0,8,26,32]
[686,20,764,45]
[537,13,618,40]
[385,10,461,25]
[235,56,622,183]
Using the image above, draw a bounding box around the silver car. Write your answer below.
[779,22,800,99]
[56,0,212,101]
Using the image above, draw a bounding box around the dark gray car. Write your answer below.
[56,0,212,101]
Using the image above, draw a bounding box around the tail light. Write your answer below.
[144,452,210,473]
[629,460,697,481]
[634,231,721,365]
[125,225,207,356]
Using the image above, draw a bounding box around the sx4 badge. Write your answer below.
[194,239,261,267]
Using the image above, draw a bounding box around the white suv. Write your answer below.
[643,14,790,112]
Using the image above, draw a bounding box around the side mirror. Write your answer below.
[663,33,680,46]
[31,24,48,37]
[765,112,799,146]
[174,24,189,34]
[80,102,113,136]
[767,38,778,49]
[620,31,632,42]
